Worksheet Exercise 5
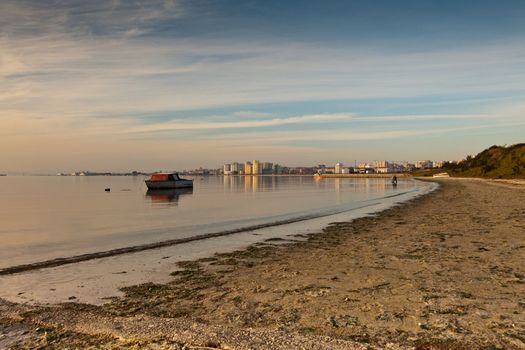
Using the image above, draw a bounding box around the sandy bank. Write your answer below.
[1,179,524,349]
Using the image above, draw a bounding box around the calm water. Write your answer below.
[0,175,423,269]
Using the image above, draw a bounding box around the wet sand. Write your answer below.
[1,178,524,349]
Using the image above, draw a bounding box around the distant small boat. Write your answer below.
[145,173,193,189]
[433,172,450,178]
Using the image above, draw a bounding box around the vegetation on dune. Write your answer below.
[443,143,525,179]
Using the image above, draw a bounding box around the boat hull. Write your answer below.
[145,180,193,189]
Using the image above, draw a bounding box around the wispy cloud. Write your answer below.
[183,123,525,145]
[353,114,493,122]
[124,113,353,133]
[0,0,185,37]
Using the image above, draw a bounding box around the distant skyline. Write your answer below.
[1,0,525,173]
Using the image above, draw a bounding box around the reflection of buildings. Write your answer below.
[146,188,193,204]
[223,173,240,190]
[223,175,404,196]
[252,175,259,192]
[332,177,393,194]
[244,175,261,192]
[244,175,252,191]
[222,175,281,192]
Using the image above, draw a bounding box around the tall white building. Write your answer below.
[231,162,242,173]
[244,161,252,175]
[433,161,444,168]
[373,160,393,173]
[252,160,261,175]
[335,163,344,174]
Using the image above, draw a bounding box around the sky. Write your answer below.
[1,0,525,173]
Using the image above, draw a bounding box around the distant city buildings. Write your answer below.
[262,162,273,174]
[433,160,444,168]
[403,162,416,172]
[231,162,242,173]
[373,161,390,173]
[193,157,450,176]
[415,160,433,169]
[60,157,452,178]
[222,160,298,175]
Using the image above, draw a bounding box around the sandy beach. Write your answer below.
[1,178,524,349]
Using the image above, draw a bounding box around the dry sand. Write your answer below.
[1,178,524,349]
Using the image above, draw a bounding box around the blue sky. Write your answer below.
[1,0,525,172]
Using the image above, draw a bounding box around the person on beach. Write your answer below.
[392,175,397,186]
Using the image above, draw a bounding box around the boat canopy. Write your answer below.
[149,173,182,181]
[150,174,170,181]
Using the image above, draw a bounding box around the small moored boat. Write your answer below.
[145,173,193,189]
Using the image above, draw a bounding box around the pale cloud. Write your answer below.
[489,101,525,119]
[0,0,186,37]
[124,113,353,133]
[1,28,525,117]
[187,125,497,145]
[353,114,494,122]
[232,111,277,119]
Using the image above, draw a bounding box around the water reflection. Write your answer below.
[221,175,403,193]
[0,175,425,270]
[222,175,283,192]
[145,188,193,204]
